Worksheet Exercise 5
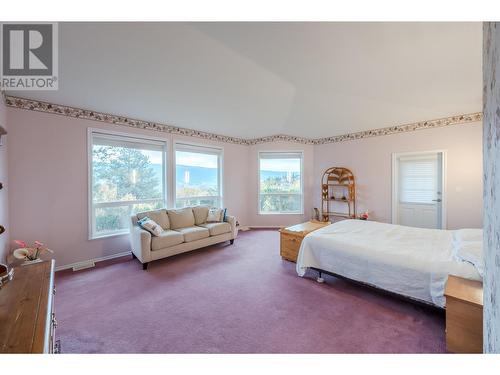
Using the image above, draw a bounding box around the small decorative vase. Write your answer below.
[13,248,30,260]
[21,258,43,266]
[13,248,42,266]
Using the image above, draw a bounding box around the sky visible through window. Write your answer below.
[260,158,301,173]
[175,150,221,207]
[146,151,299,174]
[133,152,301,195]
[176,151,218,168]
[146,151,299,173]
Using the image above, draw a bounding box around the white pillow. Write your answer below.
[138,217,163,237]
[207,208,224,223]
[454,240,484,278]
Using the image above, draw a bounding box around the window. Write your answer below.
[398,154,438,204]
[259,152,303,214]
[89,131,166,238]
[174,143,222,208]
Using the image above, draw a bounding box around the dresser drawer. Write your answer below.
[281,246,299,261]
[281,233,302,251]
[446,297,483,353]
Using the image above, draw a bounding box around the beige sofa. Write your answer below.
[129,206,237,270]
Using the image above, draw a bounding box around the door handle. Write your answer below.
[432,199,442,202]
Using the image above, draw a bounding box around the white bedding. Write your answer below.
[296,220,482,307]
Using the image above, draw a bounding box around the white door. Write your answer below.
[392,151,445,229]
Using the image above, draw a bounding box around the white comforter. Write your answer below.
[296,220,482,307]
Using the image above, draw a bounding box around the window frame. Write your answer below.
[258,151,304,215]
[173,141,224,209]
[87,128,168,240]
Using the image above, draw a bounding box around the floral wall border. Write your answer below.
[308,112,483,145]
[4,95,250,145]
[4,95,482,146]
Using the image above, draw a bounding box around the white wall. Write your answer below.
[314,122,483,229]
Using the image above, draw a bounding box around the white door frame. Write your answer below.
[391,150,447,229]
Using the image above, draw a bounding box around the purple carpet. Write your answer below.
[55,229,446,353]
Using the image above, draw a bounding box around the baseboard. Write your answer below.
[55,251,132,272]
[247,226,283,229]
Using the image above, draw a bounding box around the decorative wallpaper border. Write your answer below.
[311,112,483,145]
[4,95,482,145]
[4,95,250,145]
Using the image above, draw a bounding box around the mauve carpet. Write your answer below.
[55,229,446,353]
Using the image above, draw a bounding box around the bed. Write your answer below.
[296,220,483,307]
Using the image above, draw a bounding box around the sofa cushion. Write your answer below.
[192,205,210,225]
[175,226,209,242]
[137,209,170,230]
[167,208,195,229]
[199,222,232,236]
[151,230,184,251]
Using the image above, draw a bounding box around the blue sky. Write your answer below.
[260,158,300,172]
[144,149,300,172]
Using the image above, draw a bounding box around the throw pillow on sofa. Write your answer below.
[167,207,196,229]
[136,209,170,230]
[207,208,225,222]
[138,217,163,236]
[192,205,210,225]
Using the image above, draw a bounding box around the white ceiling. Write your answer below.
[9,22,482,139]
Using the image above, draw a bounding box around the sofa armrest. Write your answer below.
[130,224,152,263]
[226,215,238,239]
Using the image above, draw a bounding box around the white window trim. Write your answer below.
[258,151,304,215]
[391,149,447,229]
[87,128,168,240]
[173,140,224,209]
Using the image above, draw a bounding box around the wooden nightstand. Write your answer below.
[279,220,330,262]
[444,275,483,353]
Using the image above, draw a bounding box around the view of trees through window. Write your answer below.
[90,133,301,236]
[175,148,221,208]
[259,154,302,213]
[91,136,165,237]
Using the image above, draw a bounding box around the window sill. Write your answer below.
[89,231,129,240]
[258,212,304,215]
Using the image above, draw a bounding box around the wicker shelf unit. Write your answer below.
[321,167,356,222]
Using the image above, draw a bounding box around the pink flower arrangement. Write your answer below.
[13,240,53,261]
[358,211,369,220]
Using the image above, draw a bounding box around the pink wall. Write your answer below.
[0,98,8,262]
[5,106,484,268]
[314,122,483,229]
[246,142,315,227]
[6,108,249,267]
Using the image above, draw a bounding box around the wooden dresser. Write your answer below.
[0,260,58,353]
[279,221,331,262]
[444,275,483,353]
